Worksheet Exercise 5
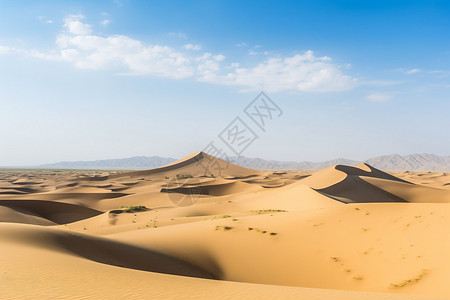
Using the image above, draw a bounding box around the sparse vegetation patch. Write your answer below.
[176,174,193,179]
[250,209,287,214]
[330,257,341,262]
[206,215,232,220]
[123,205,148,213]
[215,225,234,231]
[390,269,428,288]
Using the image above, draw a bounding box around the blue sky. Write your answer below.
[1,0,449,165]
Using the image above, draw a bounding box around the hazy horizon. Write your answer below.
[1,0,449,165]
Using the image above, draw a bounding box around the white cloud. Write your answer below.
[236,42,247,47]
[213,54,225,61]
[0,15,357,93]
[201,51,357,92]
[54,34,195,78]
[248,50,269,55]
[365,93,393,102]
[405,68,422,74]
[63,14,92,35]
[38,16,53,24]
[0,46,15,54]
[101,19,111,26]
[183,44,201,50]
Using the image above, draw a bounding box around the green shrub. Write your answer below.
[176,174,193,179]
[123,206,147,213]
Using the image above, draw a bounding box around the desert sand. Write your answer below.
[1,151,450,299]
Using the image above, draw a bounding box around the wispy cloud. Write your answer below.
[0,46,15,54]
[405,68,422,74]
[183,44,201,50]
[0,15,357,93]
[100,19,111,26]
[37,16,54,24]
[365,93,393,102]
[248,50,269,55]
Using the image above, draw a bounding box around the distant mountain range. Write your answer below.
[364,154,450,172]
[39,156,176,169]
[228,156,360,170]
[36,153,450,172]
[232,153,450,172]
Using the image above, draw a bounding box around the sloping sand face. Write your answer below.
[1,152,450,299]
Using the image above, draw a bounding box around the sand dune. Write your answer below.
[362,176,450,203]
[109,151,261,179]
[0,205,56,225]
[1,152,450,299]
[109,203,450,297]
[3,230,434,299]
[0,223,214,278]
[0,200,101,224]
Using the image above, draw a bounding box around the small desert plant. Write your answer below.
[330,257,341,262]
[123,206,147,213]
[215,225,234,231]
[176,174,193,179]
[209,215,232,220]
[390,269,428,288]
[353,275,364,280]
[270,232,277,236]
[250,209,287,214]
[248,227,270,234]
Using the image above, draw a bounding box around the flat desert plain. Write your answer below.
[1,151,450,299]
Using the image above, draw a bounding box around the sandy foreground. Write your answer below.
[1,151,449,299]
